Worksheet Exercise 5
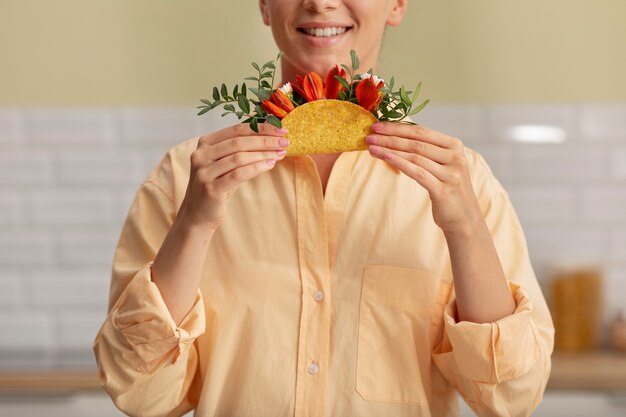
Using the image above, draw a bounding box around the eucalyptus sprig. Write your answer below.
[197,52,283,132]
[335,50,361,102]
[378,79,430,123]
[197,49,429,131]
[332,50,429,122]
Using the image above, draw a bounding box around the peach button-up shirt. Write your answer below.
[94,137,554,417]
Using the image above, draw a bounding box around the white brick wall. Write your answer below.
[0,272,22,308]
[0,104,624,370]
[0,193,21,226]
[0,151,51,186]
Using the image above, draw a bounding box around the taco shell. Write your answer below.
[281,99,378,156]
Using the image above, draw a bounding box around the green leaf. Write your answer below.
[392,101,408,112]
[224,104,235,112]
[260,71,274,79]
[235,111,244,119]
[258,89,271,101]
[408,99,430,116]
[335,75,350,91]
[260,80,272,89]
[244,76,259,81]
[255,104,265,116]
[250,88,271,100]
[388,77,395,90]
[212,87,220,101]
[221,112,231,117]
[250,117,259,133]
[242,83,247,97]
[400,87,410,105]
[252,62,260,72]
[200,99,212,105]
[262,60,274,70]
[340,64,352,75]
[237,94,250,114]
[266,115,282,129]
[210,101,222,109]
[411,81,422,103]
[350,49,360,71]
[386,110,403,119]
[221,83,228,98]
[197,107,211,116]
[232,84,239,97]
[265,62,276,70]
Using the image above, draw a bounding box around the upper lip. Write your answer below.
[297,22,352,29]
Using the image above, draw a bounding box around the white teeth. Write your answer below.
[303,27,347,37]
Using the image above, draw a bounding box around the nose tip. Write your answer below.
[302,0,340,12]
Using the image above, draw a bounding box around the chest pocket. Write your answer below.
[356,265,452,405]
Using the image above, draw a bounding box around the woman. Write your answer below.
[94,1,554,416]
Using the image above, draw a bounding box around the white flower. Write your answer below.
[279,82,293,96]
[358,73,385,86]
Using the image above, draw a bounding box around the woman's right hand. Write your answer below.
[177,122,289,232]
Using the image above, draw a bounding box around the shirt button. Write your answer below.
[313,290,324,302]
[307,362,319,375]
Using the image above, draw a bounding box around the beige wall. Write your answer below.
[1,0,625,105]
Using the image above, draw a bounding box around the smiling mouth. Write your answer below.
[297,27,352,37]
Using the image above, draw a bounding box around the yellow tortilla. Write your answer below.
[281,99,378,156]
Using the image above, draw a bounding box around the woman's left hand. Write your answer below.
[366,122,483,235]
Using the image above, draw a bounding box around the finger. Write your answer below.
[212,159,277,193]
[206,150,285,179]
[380,152,440,193]
[198,122,288,148]
[369,145,450,182]
[371,122,461,150]
[206,134,289,162]
[366,134,452,165]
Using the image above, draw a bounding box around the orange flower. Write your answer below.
[323,65,347,100]
[262,89,294,119]
[356,78,384,112]
[293,72,325,102]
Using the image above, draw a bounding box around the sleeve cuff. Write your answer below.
[435,283,542,384]
[111,265,206,372]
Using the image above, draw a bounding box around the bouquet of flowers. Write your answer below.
[197,50,428,155]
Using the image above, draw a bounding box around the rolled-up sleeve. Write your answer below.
[432,154,554,417]
[93,154,206,417]
[111,265,205,372]
[439,284,542,384]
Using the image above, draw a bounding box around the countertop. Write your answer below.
[547,350,626,391]
[1,351,625,393]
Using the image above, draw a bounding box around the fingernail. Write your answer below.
[267,159,276,166]
[278,127,288,134]
[279,139,290,147]
[369,145,380,155]
[371,123,383,133]
[366,135,377,144]
[276,149,286,156]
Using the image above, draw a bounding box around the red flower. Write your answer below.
[356,78,384,112]
[323,65,347,99]
[262,89,294,119]
[292,72,325,102]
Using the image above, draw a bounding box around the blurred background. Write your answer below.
[0,0,625,416]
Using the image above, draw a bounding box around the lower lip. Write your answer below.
[298,29,350,47]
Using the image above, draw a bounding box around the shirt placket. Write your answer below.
[293,156,333,417]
